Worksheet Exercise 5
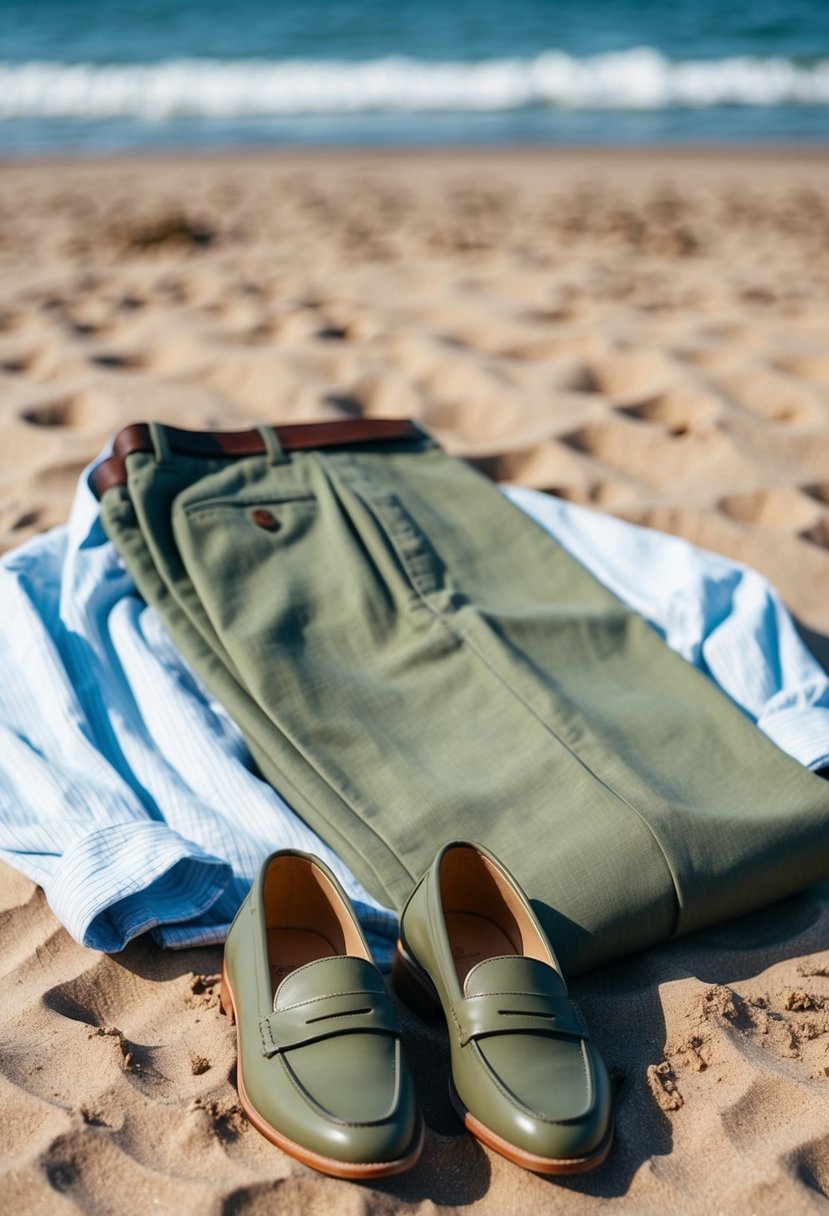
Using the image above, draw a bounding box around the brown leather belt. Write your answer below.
[90,418,422,500]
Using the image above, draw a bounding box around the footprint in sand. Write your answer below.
[800,517,829,551]
[1,348,47,377]
[719,486,823,532]
[584,348,679,401]
[548,358,603,393]
[19,398,79,428]
[544,480,635,509]
[40,952,232,1111]
[802,484,829,508]
[772,353,829,384]
[89,350,149,372]
[39,1128,218,1211]
[720,1078,816,1150]
[712,363,822,426]
[616,386,722,437]
[43,957,141,1029]
[0,309,30,333]
[18,391,117,430]
[560,414,730,491]
[65,318,117,340]
[792,1135,829,1195]
[11,508,41,531]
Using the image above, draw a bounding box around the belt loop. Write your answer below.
[148,422,173,467]
[256,424,287,465]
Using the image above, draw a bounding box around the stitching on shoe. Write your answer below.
[465,1035,594,1126]
[277,1036,402,1127]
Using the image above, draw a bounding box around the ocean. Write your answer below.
[1,0,828,155]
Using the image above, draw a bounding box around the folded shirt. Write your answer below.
[1,454,827,962]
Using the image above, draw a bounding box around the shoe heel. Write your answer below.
[392,941,442,1022]
[219,961,236,1024]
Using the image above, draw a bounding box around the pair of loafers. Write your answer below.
[220,841,613,1179]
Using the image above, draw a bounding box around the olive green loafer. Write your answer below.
[220,850,423,1178]
[393,840,613,1175]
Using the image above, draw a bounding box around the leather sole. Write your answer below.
[219,961,424,1179]
[448,1082,614,1176]
[392,941,612,1175]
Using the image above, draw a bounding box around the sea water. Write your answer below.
[1,0,827,154]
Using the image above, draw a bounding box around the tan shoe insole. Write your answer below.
[445,911,518,987]
[267,927,338,998]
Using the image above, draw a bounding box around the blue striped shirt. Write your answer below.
[1,461,827,964]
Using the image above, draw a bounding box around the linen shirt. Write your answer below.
[1,459,827,962]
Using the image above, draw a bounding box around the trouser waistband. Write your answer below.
[90,418,425,500]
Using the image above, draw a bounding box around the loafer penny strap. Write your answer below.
[259,988,399,1057]
[451,991,589,1047]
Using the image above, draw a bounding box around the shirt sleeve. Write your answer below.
[0,533,232,953]
[0,458,398,957]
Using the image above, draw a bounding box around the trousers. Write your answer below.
[99,420,829,974]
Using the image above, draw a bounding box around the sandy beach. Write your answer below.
[1,147,828,1213]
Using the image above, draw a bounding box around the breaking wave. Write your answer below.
[2,48,829,121]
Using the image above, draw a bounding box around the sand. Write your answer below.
[0,147,828,1214]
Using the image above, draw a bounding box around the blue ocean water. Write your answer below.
[1,0,828,154]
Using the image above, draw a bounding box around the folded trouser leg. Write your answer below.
[100,429,829,974]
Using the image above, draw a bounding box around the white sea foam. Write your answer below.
[1,48,829,121]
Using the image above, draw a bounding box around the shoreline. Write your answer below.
[3,141,829,170]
